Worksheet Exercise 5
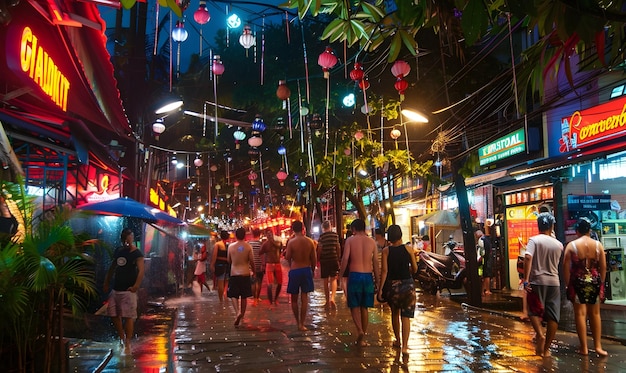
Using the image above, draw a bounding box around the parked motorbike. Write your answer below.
[414,247,467,295]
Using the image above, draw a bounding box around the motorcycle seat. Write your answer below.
[427,251,454,266]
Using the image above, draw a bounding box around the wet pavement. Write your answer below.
[69,279,626,372]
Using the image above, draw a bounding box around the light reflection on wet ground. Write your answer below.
[70,275,626,372]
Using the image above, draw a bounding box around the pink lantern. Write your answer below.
[193,0,210,25]
[391,60,411,79]
[354,130,364,141]
[233,180,240,188]
[276,169,288,186]
[344,147,351,156]
[318,46,338,79]
[390,128,401,140]
[350,62,364,82]
[194,156,203,167]
[248,171,258,185]
[248,135,263,148]
[212,55,225,76]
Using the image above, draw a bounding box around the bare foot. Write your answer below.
[355,334,369,347]
[543,349,552,358]
[595,348,608,357]
[234,314,243,326]
[298,325,308,331]
[392,341,401,348]
[330,300,336,310]
[576,349,588,356]
[535,335,546,357]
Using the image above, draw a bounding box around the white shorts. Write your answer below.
[107,290,138,319]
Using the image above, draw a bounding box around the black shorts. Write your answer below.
[227,275,252,299]
[320,260,339,278]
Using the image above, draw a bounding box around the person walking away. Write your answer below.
[285,220,317,331]
[378,225,417,364]
[103,228,144,355]
[563,217,608,357]
[482,223,494,295]
[194,243,211,293]
[249,228,264,305]
[211,230,230,302]
[317,221,341,310]
[340,218,380,347]
[260,228,284,306]
[522,212,563,357]
[227,227,254,326]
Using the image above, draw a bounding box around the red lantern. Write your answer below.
[394,78,409,100]
[354,130,364,141]
[212,55,225,76]
[248,171,258,185]
[350,62,364,82]
[358,79,370,90]
[276,80,291,100]
[233,180,240,188]
[193,0,210,25]
[318,46,338,79]
[391,60,411,79]
[276,169,288,186]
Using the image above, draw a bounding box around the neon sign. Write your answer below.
[19,26,70,111]
[559,96,626,153]
[478,128,525,166]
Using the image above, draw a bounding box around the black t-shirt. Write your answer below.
[112,246,144,291]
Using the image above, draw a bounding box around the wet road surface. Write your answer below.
[70,278,626,372]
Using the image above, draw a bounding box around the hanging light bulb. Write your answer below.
[193,0,210,25]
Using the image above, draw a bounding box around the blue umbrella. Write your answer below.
[78,197,182,225]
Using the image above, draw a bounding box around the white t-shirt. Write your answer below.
[525,233,563,286]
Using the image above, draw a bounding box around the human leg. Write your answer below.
[391,307,401,347]
[543,319,559,357]
[350,307,365,344]
[589,303,607,356]
[323,277,330,308]
[330,276,338,308]
[123,317,135,352]
[573,302,589,355]
[217,278,225,301]
[299,292,309,331]
[529,315,545,356]
[111,316,125,342]
[401,315,411,353]
[290,293,300,326]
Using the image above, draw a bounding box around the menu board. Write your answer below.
[506,205,540,259]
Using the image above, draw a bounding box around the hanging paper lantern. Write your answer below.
[391,60,411,79]
[318,46,338,79]
[394,78,409,100]
[193,0,210,24]
[248,135,263,148]
[354,130,364,141]
[251,115,266,132]
[152,119,165,140]
[358,78,370,90]
[276,80,291,100]
[233,180,240,188]
[275,117,285,130]
[360,104,371,114]
[194,155,203,167]
[239,25,256,49]
[248,148,260,156]
[308,113,323,130]
[171,21,188,43]
[390,128,402,140]
[233,128,246,149]
[210,164,218,172]
[344,148,351,156]
[300,106,309,116]
[276,169,288,186]
[350,62,364,82]
[212,55,225,76]
[277,144,287,155]
[248,171,258,185]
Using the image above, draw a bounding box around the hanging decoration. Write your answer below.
[277,141,289,174]
[276,80,293,138]
[276,169,288,186]
[193,0,210,55]
[318,46,338,157]
[239,25,255,56]
[194,153,203,167]
[390,128,401,149]
[391,60,411,101]
[350,62,364,83]
[212,55,225,138]
[233,127,246,149]
[152,119,165,140]
[260,16,265,85]
[248,170,258,185]
[251,115,266,132]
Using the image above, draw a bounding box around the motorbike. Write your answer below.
[414,245,467,295]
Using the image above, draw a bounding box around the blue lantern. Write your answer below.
[252,116,266,132]
[277,144,286,155]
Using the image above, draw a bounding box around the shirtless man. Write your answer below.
[260,229,283,305]
[227,227,254,326]
[285,220,317,331]
[340,218,380,346]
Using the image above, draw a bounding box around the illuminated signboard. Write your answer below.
[18,26,70,111]
[558,95,626,154]
[478,128,525,166]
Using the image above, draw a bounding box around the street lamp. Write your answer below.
[401,109,429,123]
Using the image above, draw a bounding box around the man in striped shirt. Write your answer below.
[317,221,341,310]
[249,228,264,306]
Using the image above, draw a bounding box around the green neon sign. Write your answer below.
[478,128,526,166]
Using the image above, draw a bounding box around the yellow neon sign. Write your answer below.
[19,26,70,111]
